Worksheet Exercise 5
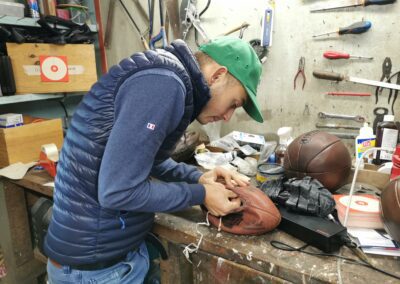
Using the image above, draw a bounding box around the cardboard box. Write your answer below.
[0,116,63,168]
[6,43,97,94]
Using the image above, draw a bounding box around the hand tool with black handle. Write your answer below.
[312,21,371,38]
[311,0,396,13]
[313,70,400,91]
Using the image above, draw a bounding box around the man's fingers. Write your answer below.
[226,189,238,199]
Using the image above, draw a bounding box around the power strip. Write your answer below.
[277,206,347,253]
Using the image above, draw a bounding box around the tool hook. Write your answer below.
[294,56,306,90]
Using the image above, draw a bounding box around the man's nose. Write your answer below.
[223,109,235,121]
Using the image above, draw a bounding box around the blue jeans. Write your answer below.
[47,242,149,284]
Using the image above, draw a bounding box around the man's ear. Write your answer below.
[210,66,228,85]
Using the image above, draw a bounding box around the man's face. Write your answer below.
[197,69,248,125]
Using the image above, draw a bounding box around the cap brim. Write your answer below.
[243,86,264,123]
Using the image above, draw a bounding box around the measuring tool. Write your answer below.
[323,51,373,60]
[313,70,400,91]
[312,21,371,38]
[310,0,396,13]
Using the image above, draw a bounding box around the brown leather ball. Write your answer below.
[380,178,400,242]
[283,130,351,193]
[206,185,281,235]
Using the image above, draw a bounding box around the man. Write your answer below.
[45,36,264,283]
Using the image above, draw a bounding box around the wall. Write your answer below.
[101,0,400,148]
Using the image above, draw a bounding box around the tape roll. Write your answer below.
[41,143,59,162]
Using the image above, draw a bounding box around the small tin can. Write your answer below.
[256,163,285,185]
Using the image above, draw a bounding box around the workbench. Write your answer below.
[0,169,399,283]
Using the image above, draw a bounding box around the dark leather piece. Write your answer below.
[283,130,351,192]
[380,178,400,242]
[261,176,335,217]
[205,185,281,235]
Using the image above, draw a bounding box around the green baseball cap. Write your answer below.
[199,36,264,123]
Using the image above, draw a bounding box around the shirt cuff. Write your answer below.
[188,183,205,206]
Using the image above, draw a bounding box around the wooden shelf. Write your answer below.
[0,93,84,105]
[0,15,97,32]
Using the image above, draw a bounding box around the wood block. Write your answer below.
[0,116,63,168]
[6,42,97,93]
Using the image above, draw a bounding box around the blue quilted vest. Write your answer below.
[44,40,210,265]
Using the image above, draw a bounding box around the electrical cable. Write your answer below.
[270,240,400,280]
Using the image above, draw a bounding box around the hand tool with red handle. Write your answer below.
[323,51,373,60]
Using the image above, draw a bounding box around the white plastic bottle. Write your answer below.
[355,123,376,163]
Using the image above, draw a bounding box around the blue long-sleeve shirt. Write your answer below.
[98,68,205,212]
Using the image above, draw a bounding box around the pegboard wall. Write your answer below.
[101,0,400,149]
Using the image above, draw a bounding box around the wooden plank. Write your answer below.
[0,180,44,284]
[153,207,400,284]
[191,250,290,284]
[160,242,193,284]
[6,43,97,94]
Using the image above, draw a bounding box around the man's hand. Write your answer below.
[203,183,242,216]
[198,167,249,188]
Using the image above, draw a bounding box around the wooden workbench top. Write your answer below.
[5,169,399,283]
[153,207,400,284]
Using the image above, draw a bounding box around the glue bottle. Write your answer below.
[373,115,399,165]
[275,127,293,166]
[355,123,375,164]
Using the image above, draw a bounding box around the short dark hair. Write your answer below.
[195,51,240,87]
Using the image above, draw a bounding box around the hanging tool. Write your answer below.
[391,73,400,115]
[310,0,396,13]
[313,70,400,91]
[372,107,389,134]
[375,57,392,104]
[318,112,366,123]
[312,20,371,38]
[326,92,371,97]
[294,57,306,90]
[181,0,210,46]
[323,51,373,60]
[119,0,149,50]
[222,22,250,38]
[149,0,168,49]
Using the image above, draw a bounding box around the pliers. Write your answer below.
[375,57,392,104]
[294,57,306,90]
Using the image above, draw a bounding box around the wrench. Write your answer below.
[318,112,366,123]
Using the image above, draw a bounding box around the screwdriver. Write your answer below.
[311,0,396,13]
[312,21,372,38]
[323,51,373,60]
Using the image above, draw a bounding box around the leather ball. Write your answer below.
[284,130,351,193]
[380,178,400,242]
[206,185,281,235]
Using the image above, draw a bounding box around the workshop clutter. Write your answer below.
[0,115,63,168]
